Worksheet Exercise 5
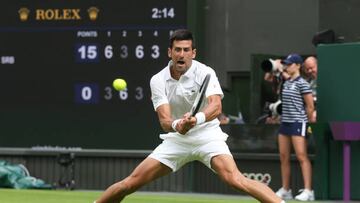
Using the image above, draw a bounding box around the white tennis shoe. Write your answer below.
[275,187,293,200]
[295,189,315,201]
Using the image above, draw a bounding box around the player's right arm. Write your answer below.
[150,73,174,132]
[150,71,195,134]
[156,104,173,132]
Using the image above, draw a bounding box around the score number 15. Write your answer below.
[75,44,99,62]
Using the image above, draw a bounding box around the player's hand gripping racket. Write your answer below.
[190,74,211,116]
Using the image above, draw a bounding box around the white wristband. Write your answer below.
[171,119,181,132]
[195,112,206,125]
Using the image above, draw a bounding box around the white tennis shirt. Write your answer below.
[150,60,228,144]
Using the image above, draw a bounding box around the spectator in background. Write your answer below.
[303,56,317,127]
[263,59,290,124]
[303,56,317,114]
[263,59,284,96]
[275,54,316,201]
[218,113,230,125]
[303,56,317,103]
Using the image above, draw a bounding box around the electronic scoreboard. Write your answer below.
[0,0,187,149]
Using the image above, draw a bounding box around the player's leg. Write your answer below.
[211,154,283,203]
[278,134,292,190]
[95,157,172,203]
[291,135,312,190]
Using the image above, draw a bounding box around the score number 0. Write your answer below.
[75,83,144,104]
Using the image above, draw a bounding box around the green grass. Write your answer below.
[0,189,252,203]
[0,189,99,203]
[0,188,331,203]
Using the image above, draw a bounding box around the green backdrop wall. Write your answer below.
[314,42,360,200]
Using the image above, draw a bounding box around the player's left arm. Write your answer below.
[195,68,223,123]
[198,94,222,122]
[303,93,316,123]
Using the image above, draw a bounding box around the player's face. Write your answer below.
[168,40,196,74]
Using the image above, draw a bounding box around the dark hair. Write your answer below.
[169,29,195,49]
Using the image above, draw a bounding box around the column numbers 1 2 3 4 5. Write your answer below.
[151,7,175,19]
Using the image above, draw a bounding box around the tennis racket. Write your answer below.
[190,73,211,116]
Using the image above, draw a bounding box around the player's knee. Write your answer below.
[234,175,250,190]
[121,174,145,194]
[108,178,136,197]
[221,171,248,191]
[110,180,131,195]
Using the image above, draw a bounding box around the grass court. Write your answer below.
[0,188,342,203]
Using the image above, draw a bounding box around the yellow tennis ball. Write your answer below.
[113,78,127,91]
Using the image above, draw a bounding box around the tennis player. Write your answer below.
[95,29,284,203]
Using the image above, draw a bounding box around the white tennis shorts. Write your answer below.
[148,139,232,172]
